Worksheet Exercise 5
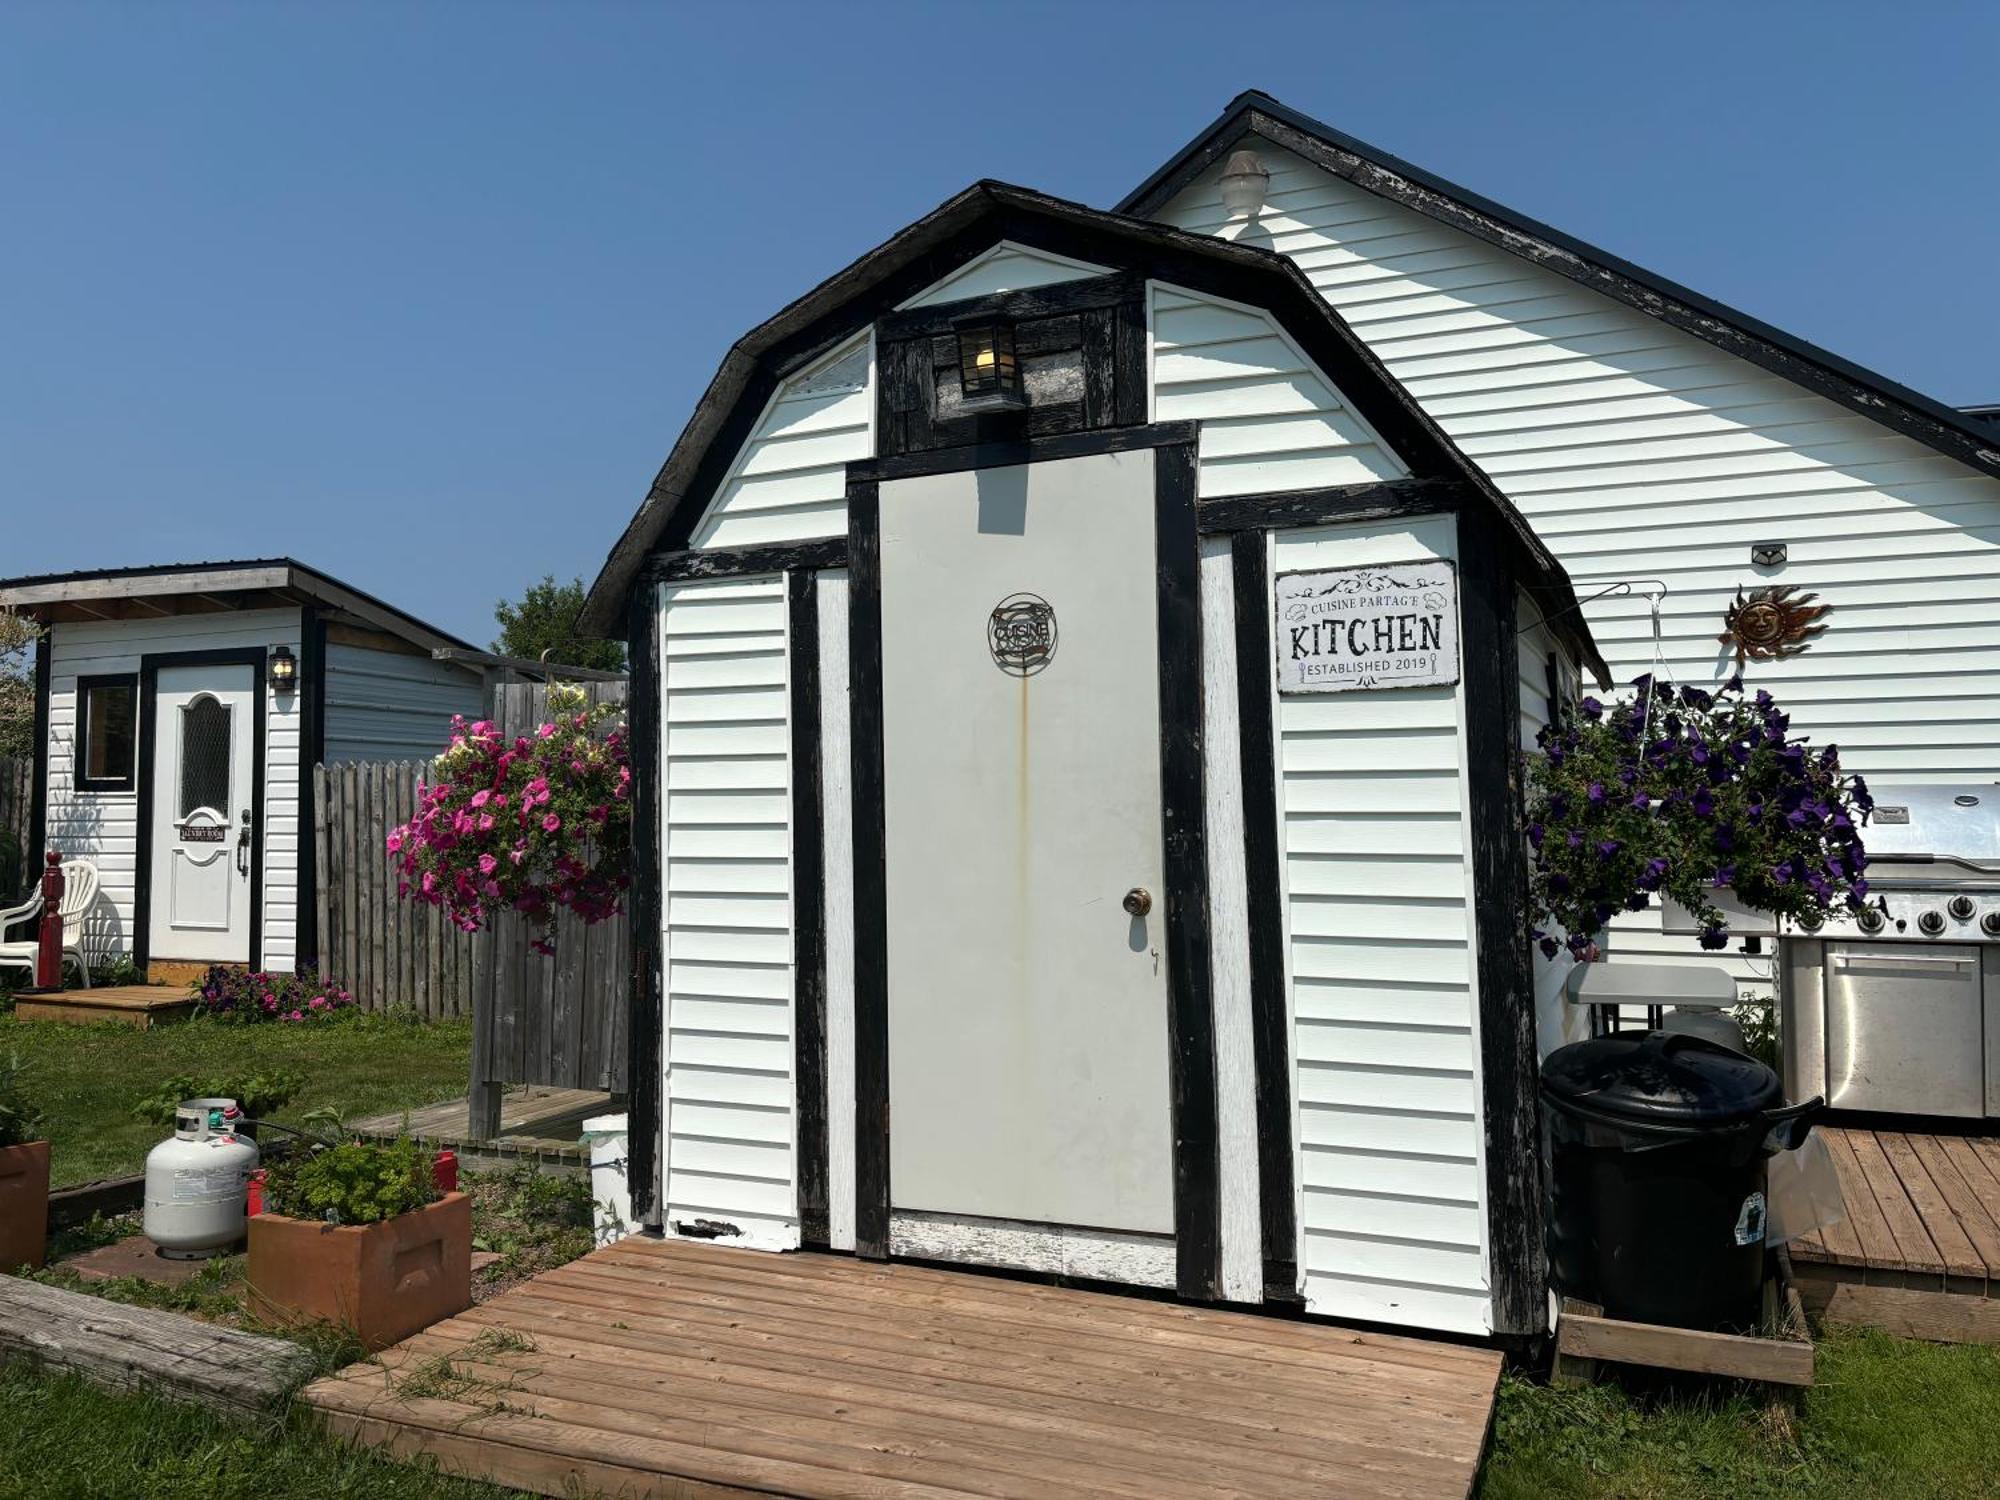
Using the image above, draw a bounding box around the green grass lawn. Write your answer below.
[1480,1324,2000,1499]
[2,1011,474,1187]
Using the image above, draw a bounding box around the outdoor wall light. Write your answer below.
[268,644,298,693]
[953,316,1025,413]
[1219,148,1272,218]
[1751,541,1788,567]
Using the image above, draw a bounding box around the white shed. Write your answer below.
[584,185,1607,1340]
[3,559,490,978]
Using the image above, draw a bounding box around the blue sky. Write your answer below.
[2,2,1994,645]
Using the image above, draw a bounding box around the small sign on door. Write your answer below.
[1274,561,1460,694]
[179,823,227,842]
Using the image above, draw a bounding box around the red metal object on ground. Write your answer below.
[34,852,64,990]
[247,1169,267,1217]
[432,1150,458,1193]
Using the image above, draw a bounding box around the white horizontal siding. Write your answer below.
[896,241,1110,309]
[1150,283,1406,496]
[44,610,303,972]
[658,575,798,1250]
[1270,517,1490,1337]
[691,334,875,551]
[1160,141,2000,997]
[321,643,484,764]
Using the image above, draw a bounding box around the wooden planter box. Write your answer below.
[247,1191,471,1350]
[0,1140,49,1271]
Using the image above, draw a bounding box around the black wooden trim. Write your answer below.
[1153,437,1221,1301]
[71,673,138,794]
[623,583,664,1228]
[1196,477,1469,535]
[132,648,268,972]
[294,608,325,970]
[849,421,1199,484]
[846,476,890,1259]
[1229,530,1300,1306]
[1455,508,1547,1336]
[1118,94,2000,485]
[787,569,831,1249]
[645,538,849,584]
[874,271,1139,341]
[26,634,49,886]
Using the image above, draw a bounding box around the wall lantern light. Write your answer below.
[268,644,298,693]
[953,316,1025,413]
[1751,541,1788,567]
[1219,148,1272,219]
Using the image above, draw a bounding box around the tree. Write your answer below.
[0,610,39,761]
[491,575,625,673]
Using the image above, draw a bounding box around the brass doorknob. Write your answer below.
[1123,888,1153,917]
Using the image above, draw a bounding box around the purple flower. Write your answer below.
[1597,838,1622,860]
[1586,781,1607,806]
[1698,925,1729,951]
[1579,697,1604,721]
[1549,872,1571,895]
[1691,789,1715,818]
[1630,791,1651,810]
[1527,822,1546,850]
[1539,937,1561,960]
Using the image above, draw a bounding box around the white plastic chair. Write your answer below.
[0,859,101,988]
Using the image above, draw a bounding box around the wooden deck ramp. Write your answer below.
[303,1237,1502,1499]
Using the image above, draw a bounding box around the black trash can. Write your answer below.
[1541,1030,1820,1331]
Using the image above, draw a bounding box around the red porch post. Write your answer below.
[35,851,64,989]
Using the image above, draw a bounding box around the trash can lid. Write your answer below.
[1540,1030,1782,1127]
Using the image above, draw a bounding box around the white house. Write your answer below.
[3,559,499,978]
[1121,93,2000,998]
[583,182,1607,1341]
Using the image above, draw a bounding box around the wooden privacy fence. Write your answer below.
[0,755,32,904]
[313,679,629,1135]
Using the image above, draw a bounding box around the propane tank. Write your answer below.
[144,1097,260,1258]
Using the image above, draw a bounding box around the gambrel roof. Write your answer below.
[582,178,1608,681]
[1121,90,2000,483]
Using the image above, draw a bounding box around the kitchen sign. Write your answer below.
[1274,561,1460,693]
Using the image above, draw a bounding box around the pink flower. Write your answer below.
[386,830,404,853]
[478,853,499,875]
[309,995,327,1009]
[477,813,495,831]
[288,1009,304,1022]
[542,813,561,833]
[537,723,557,740]
[471,789,491,808]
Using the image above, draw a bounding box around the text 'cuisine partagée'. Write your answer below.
[1282,586,1448,679]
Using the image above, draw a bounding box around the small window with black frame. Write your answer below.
[75,674,138,792]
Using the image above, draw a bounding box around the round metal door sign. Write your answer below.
[987,593,1057,677]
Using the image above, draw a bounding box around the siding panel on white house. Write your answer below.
[321,643,485,764]
[43,610,303,972]
[1158,142,2000,994]
[657,575,798,1250]
[896,242,1111,309]
[1270,516,1490,1336]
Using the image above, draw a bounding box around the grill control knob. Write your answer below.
[1949,895,1977,922]
[1985,911,2000,938]
[1918,910,1947,937]
[1857,907,1886,934]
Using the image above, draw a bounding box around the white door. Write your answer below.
[879,449,1175,1234]
[149,665,257,963]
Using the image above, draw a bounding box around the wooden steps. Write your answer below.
[1790,1126,2000,1344]
[12,984,194,1029]
[302,1236,1502,1499]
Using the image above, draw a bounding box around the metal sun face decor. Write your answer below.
[987,593,1057,677]
[1718,584,1831,665]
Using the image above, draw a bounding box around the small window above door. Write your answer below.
[74,674,137,792]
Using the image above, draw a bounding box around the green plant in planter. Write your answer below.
[1527,674,1872,955]
[262,1137,439,1226]
[0,1054,43,1149]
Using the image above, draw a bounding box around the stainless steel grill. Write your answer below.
[1781,785,2000,1120]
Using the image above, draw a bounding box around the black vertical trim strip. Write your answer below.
[788,569,830,1248]
[26,635,50,896]
[132,647,267,972]
[295,607,324,970]
[1154,439,1221,1301]
[847,477,890,1259]
[1457,509,1547,1337]
[1230,530,1300,1306]
[624,582,664,1227]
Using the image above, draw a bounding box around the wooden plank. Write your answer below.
[1820,1128,1907,1272]
[312,763,331,976]
[1849,1131,1947,1279]
[341,762,360,992]
[1909,1135,2000,1280]
[1941,1136,2000,1265]
[1556,1311,1814,1386]
[0,1274,315,1416]
[1815,1280,2000,1346]
[1877,1132,1985,1279]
